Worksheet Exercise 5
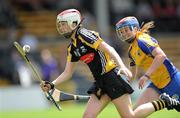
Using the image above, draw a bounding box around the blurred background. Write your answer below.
[0,0,180,117]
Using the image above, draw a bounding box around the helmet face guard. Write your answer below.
[56,9,82,37]
[116,26,134,41]
[116,16,139,42]
[56,21,72,35]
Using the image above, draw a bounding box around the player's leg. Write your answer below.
[112,93,156,118]
[134,93,180,117]
[134,71,180,108]
[134,87,159,109]
[112,93,160,118]
[159,93,180,111]
[112,93,135,118]
[103,68,135,117]
[83,94,110,118]
[113,93,180,118]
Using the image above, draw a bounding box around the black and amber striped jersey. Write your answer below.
[67,27,116,78]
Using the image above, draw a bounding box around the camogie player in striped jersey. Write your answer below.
[41,9,180,118]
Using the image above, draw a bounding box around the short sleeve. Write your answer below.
[78,28,103,49]
[138,37,159,55]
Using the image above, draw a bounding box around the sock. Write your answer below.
[151,100,166,111]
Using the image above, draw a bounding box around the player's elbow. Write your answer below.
[109,46,115,52]
[157,54,167,61]
[108,46,117,55]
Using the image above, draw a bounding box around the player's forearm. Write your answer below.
[52,71,72,86]
[145,54,166,76]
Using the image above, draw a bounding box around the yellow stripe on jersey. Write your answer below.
[104,51,116,73]
[71,31,77,47]
[67,45,72,62]
[92,31,104,50]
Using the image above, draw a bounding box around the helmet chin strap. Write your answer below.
[63,32,73,38]
[126,36,135,44]
[61,25,77,39]
[62,25,80,38]
[125,26,136,44]
[125,32,135,44]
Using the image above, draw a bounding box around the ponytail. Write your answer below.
[140,21,155,34]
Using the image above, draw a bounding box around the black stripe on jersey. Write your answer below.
[98,51,107,74]
[79,28,98,44]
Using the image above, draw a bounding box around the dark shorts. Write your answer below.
[87,68,134,100]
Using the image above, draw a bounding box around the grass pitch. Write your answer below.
[1,103,180,118]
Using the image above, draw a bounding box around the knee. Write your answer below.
[83,111,98,118]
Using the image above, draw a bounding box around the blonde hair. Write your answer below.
[140,21,155,34]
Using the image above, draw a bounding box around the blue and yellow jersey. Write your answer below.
[128,32,178,88]
[67,27,116,78]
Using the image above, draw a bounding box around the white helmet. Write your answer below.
[56,9,82,35]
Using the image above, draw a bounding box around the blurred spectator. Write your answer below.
[110,0,135,23]
[40,49,59,81]
[151,0,178,32]
[177,0,180,14]
[16,0,44,11]
[176,0,180,31]
[12,0,56,11]
[20,32,39,52]
[163,0,176,18]
[151,0,163,18]
[0,32,19,85]
[0,0,19,28]
[135,0,154,21]
[81,0,95,15]
[176,0,180,23]
[11,49,32,87]
[0,48,19,85]
[56,0,81,11]
[81,9,97,30]
[41,0,58,10]
[0,0,19,85]
[19,31,42,83]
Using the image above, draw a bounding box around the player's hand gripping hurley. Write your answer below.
[14,42,62,111]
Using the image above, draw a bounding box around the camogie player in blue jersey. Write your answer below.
[116,16,180,110]
[41,9,180,118]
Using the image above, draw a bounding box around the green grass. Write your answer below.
[1,103,180,118]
